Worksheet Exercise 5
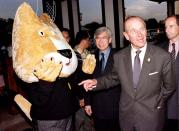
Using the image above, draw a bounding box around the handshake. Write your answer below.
[79,79,97,92]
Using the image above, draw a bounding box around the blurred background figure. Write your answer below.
[70,30,95,131]
[74,30,91,59]
[61,28,72,45]
[159,15,179,131]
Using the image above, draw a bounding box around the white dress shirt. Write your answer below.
[131,43,147,70]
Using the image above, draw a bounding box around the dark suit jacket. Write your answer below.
[85,48,120,119]
[95,44,175,131]
[159,41,179,120]
[69,51,92,100]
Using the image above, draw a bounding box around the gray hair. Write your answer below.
[94,26,112,39]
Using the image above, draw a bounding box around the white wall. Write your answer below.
[72,0,80,36]
[104,0,116,48]
[118,0,124,48]
[175,1,179,14]
[61,0,69,28]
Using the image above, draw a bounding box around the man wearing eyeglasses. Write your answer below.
[84,27,120,131]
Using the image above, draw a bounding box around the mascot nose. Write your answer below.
[58,49,72,59]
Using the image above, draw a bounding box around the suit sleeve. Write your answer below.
[157,54,176,108]
[84,91,91,106]
[94,53,120,91]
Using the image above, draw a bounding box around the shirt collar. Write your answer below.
[169,38,179,55]
[100,46,111,56]
[131,42,147,55]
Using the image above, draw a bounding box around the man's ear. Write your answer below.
[109,37,112,43]
[123,32,129,41]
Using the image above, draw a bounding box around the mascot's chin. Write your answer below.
[12,2,77,83]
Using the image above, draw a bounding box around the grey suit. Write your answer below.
[159,41,179,120]
[95,44,176,131]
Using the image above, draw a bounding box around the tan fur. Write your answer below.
[14,94,32,121]
[13,2,96,121]
[82,54,96,74]
[12,2,78,83]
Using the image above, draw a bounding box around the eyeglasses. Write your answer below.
[95,36,110,41]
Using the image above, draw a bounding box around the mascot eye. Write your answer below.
[38,31,44,36]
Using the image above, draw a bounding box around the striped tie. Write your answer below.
[171,43,175,62]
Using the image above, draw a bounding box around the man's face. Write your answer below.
[95,32,112,51]
[83,38,91,49]
[62,31,70,43]
[165,17,179,41]
[123,18,147,49]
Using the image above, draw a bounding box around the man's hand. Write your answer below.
[33,58,63,82]
[85,105,92,116]
[78,79,97,91]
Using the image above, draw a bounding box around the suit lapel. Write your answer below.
[123,47,135,95]
[104,49,113,72]
[163,41,169,51]
[175,50,179,81]
[94,49,114,76]
[93,51,100,77]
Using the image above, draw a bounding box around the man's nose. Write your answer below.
[136,31,143,36]
[57,49,72,59]
[165,28,169,33]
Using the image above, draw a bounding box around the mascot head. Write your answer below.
[12,2,78,83]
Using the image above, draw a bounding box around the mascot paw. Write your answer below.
[82,54,96,74]
[33,57,63,82]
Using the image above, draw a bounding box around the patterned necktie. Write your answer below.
[100,53,105,72]
[133,50,141,88]
[171,43,175,62]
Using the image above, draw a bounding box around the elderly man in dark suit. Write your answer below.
[79,16,176,131]
[159,15,179,131]
[84,27,120,131]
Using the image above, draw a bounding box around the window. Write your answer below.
[79,0,102,26]
[124,0,167,44]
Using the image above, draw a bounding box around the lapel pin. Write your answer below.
[147,58,151,63]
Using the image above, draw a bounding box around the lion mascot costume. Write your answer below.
[12,2,95,123]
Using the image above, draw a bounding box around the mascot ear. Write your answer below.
[14,2,40,26]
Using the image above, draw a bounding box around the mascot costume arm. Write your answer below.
[12,2,95,121]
